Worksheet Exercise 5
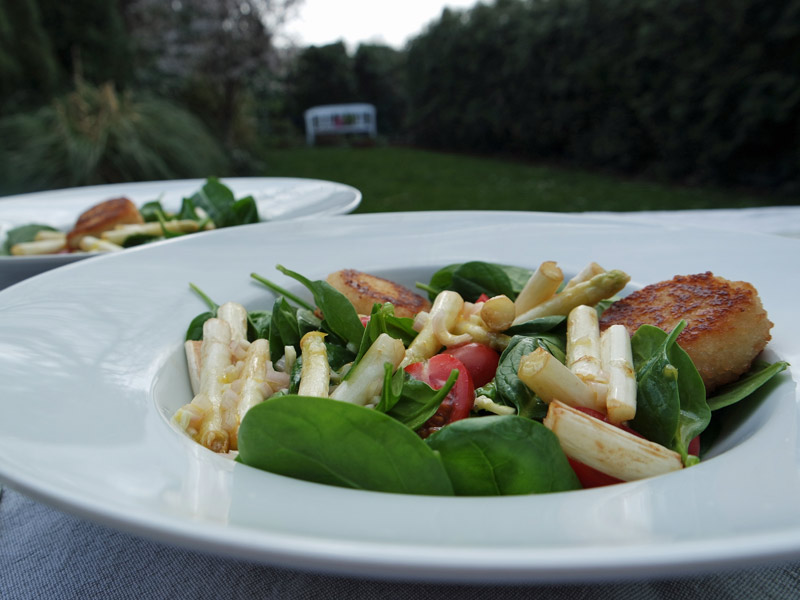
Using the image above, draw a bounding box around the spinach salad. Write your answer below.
[1,177,259,256]
[173,261,788,496]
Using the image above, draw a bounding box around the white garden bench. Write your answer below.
[304,103,377,145]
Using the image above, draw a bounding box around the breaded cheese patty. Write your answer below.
[327,269,432,319]
[599,272,772,393]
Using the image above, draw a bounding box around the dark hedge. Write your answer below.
[406,0,800,192]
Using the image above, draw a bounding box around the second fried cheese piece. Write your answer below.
[327,269,432,319]
[599,272,773,393]
[66,196,144,250]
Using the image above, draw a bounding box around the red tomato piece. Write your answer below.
[688,435,701,456]
[441,342,500,388]
[405,353,475,438]
[475,293,490,303]
[568,457,625,488]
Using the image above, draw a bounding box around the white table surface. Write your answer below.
[2,205,799,599]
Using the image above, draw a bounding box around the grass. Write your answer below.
[261,146,797,214]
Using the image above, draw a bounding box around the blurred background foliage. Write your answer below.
[406,0,800,191]
[0,0,798,197]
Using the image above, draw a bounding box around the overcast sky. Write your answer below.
[282,0,479,49]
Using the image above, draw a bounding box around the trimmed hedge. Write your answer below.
[406,0,800,191]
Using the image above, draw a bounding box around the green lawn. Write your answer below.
[262,146,796,213]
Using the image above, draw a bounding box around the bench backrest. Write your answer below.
[304,103,377,145]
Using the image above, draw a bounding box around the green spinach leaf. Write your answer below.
[451,261,515,301]
[177,196,201,222]
[231,195,259,224]
[185,283,219,341]
[707,360,790,411]
[288,356,303,394]
[475,379,497,401]
[418,264,459,301]
[277,265,365,351]
[353,302,417,367]
[378,367,458,431]
[420,261,534,301]
[139,200,167,222]
[494,335,550,419]
[268,297,302,362]
[246,310,272,341]
[325,342,356,371]
[504,315,566,336]
[1,224,58,255]
[426,415,581,495]
[186,177,260,228]
[237,395,454,495]
[121,233,158,248]
[631,323,709,463]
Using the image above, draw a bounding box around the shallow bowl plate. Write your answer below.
[0,177,361,289]
[0,211,797,583]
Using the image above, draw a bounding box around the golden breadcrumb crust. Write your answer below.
[327,269,432,319]
[599,272,772,392]
[66,197,144,249]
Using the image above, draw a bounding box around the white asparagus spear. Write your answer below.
[218,302,248,344]
[10,237,68,255]
[298,332,330,398]
[78,235,124,253]
[517,347,604,412]
[401,291,467,367]
[194,318,234,452]
[514,261,563,315]
[544,400,682,481]
[237,338,272,421]
[332,333,405,405]
[100,220,200,244]
[35,230,67,241]
[564,262,606,289]
[184,340,202,395]
[452,313,511,351]
[566,305,608,403]
[601,324,637,424]
[512,270,630,325]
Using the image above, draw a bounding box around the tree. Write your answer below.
[285,41,358,117]
[36,0,131,87]
[354,43,408,137]
[121,0,301,148]
[0,0,59,112]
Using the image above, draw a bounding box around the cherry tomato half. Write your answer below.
[568,457,624,488]
[441,342,500,388]
[405,353,475,438]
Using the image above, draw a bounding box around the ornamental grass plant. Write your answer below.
[0,81,229,195]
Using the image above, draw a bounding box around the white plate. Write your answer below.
[0,211,797,583]
[0,177,361,289]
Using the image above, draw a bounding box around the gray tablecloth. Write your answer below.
[2,484,799,599]
[3,206,800,599]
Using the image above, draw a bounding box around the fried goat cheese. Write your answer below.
[327,269,432,318]
[66,196,144,250]
[599,272,773,393]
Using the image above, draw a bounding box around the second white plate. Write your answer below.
[0,177,361,289]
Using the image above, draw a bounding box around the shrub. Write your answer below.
[0,81,229,195]
[406,0,800,192]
